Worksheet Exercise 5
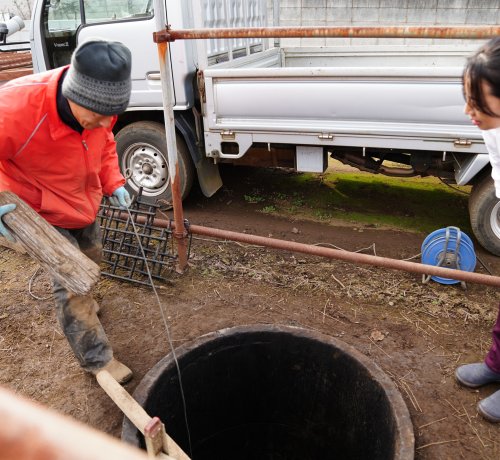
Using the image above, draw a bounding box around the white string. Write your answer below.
[28,266,52,301]
[125,208,193,458]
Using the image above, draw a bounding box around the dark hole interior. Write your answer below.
[123,328,404,460]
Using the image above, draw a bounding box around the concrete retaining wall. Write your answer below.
[272,0,499,46]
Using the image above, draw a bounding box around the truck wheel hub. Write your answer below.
[127,145,168,192]
[142,163,154,174]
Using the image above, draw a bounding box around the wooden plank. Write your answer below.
[96,370,191,460]
[0,191,100,295]
[0,51,32,81]
[0,53,32,71]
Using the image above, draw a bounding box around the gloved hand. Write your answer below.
[109,186,132,209]
[0,204,17,242]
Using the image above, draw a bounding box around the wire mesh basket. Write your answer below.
[97,193,191,286]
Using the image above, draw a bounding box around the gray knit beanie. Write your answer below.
[62,39,132,115]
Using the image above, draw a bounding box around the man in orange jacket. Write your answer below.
[0,39,133,384]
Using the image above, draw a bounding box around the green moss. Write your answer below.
[260,169,471,235]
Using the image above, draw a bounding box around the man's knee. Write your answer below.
[81,244,102,264]
[58,295,100,331]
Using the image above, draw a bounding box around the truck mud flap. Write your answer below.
[196,156,222,198]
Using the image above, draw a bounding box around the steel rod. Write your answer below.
[153,0,188,273]
[116,212,500,287]
[189,224,500,287]
[154,25,500,43]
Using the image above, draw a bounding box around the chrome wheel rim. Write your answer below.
[122,142,169,196]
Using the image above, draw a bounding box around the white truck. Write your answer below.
[6,0,499,254]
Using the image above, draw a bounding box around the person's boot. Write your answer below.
[478,389,500,422]
[92,358,133,384]
[455,362,500,388]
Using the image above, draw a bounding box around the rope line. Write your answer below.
[125,207,193,458]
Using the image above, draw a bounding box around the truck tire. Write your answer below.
[115,121,194,207]
[468,173,500,256]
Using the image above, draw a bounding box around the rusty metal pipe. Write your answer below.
[153,0,188,273]
[116,212,500,288]
[0,385,150,460]
[154,26,500,43]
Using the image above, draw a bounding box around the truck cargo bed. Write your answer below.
[202,45,485,158]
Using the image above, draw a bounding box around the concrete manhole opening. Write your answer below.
[122,325,414,459]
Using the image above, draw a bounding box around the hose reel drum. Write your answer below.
[421,226,477,287]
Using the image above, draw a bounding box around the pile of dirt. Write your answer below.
[1,205,500,459]
[1,167,500,459]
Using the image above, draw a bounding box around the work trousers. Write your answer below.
[52,221,113,371]
[486,304,500,373]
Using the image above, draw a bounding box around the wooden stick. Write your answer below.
[416,439,459,450]
[418,416,447,429]
[96,370,190,460]
[0,191,100,295]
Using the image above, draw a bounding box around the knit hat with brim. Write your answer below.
[62,39,132,115]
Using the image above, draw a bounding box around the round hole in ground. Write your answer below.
[122,325,414,460]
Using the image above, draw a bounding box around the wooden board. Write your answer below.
[0,191,100,295]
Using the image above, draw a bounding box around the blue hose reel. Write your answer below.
[421,227,476,285]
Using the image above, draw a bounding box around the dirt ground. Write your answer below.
[1,166,500,459]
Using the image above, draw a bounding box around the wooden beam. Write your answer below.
[0,191,100,295]
[96,370,191,460]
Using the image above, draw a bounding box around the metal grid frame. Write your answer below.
[97,195,190,286]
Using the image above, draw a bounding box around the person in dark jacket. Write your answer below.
[0,39,134,384]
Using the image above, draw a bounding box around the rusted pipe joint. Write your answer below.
[153,25,175,43]
[172,219,189,240]
[173,230,189,240]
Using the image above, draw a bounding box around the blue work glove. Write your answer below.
[0,204,16,242]
[109,186,132,209]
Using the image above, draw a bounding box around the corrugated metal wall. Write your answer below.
[202,0,268,55]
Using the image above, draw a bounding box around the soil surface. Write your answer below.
[1,166,500,459]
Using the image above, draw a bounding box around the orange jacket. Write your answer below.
[0,67,125,229]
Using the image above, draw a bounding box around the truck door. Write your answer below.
[31,0,183,108]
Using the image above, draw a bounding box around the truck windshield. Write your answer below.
[41,0,153,68]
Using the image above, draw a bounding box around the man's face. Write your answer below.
[464,78,500,131]
[68,100,114,130]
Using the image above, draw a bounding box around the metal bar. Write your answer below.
[189,224,500,287]
[99,271,158,286]
[154,25,500,42]
[153,0,189,273]
[272,0,280,47]
[115,212,500,288]
[0,42,31,52]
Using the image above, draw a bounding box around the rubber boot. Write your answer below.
[455,363,500,388]
[478,389,500,422]
[93,358,133,384]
